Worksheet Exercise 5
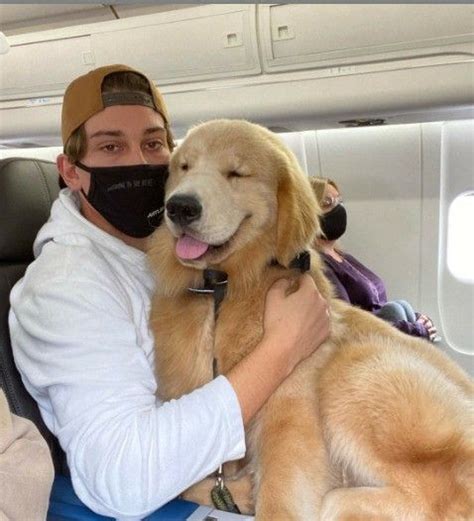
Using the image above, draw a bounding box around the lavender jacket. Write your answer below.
[321,252,428,339]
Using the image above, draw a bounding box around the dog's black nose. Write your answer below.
[166,195,202,226]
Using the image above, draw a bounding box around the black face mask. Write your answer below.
[76,161,168,238]
[320,203,347,241]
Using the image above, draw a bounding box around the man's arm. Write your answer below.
[228,275,329,425]
[10,272,245,518]
[10,271,328,518]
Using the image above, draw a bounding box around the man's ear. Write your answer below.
[57,154,82,191]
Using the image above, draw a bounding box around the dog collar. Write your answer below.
[270,250,311,273]
[188,251,310,312]
[188,268,228,315]
[289,250,311,272]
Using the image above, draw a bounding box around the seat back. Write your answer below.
[0,157,67,474]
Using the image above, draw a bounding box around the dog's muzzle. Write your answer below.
[166,195,202,226]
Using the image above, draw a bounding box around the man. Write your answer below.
[9,64,329,519]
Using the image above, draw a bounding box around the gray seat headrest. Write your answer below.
[0,157,60,262]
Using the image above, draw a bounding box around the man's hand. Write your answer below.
[263,274,330,375]
[226,274,330,425]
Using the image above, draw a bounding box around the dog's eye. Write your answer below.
[181,163,189,171]
[228,170,243,178]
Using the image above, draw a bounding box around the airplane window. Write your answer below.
[447,191,474,284]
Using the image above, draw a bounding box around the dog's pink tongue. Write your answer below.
[176,235,209,260]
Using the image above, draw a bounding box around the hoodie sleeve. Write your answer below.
[9,262,245,518]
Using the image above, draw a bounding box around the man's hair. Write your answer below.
[64,71,172,162]
[60,71,175,188]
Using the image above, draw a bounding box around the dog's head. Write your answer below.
[150,119,321,289]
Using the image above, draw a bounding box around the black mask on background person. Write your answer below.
[320,203,347,241]
[76,161,169,238]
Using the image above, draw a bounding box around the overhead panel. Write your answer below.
[0,36,92,100]
[259,4,474,73]
[92,4,261,84]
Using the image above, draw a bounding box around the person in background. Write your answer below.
[0,388,54,520]
[310,176,438,342]
[8,64,330,519]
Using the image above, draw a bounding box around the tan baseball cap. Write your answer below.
[61,64,173,147]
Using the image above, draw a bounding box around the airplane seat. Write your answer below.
[0,156,68,475]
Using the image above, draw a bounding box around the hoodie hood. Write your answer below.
[34,189,147,266]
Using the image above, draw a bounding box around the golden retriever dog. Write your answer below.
[148,119,473,520]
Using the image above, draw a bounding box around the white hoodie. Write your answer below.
[9,190,245,520]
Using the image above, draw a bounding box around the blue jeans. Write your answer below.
[375,300,417,323]
[48,475,199,521]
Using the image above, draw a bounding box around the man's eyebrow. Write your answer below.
[89,130,124,140]
[145,126,166,135]
[88,126,166,140]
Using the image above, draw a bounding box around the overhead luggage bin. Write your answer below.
[0,4,472,145]
[92,4,261,85]
[0,4,260,102]
[258,4,474,75]
[0,35,93,100]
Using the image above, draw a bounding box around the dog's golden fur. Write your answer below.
[148,119,473,520]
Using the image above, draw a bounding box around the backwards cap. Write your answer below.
[61,64,172,146]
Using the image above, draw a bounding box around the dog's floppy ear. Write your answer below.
[275,150,321,267]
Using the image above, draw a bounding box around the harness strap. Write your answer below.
[187,252,310,513]
[188,269,238,512]
[203,269,228,315]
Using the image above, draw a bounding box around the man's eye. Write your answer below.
[228,170,243,178]
[146,141,164,151]
[102,144,120,152]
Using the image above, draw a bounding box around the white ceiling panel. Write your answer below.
[0,3,192,36]
[0,4,103,24]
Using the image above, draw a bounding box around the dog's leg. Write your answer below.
[318,341,474,521]
[320,486,419,521]
[322,482,474,521]
[252,387,334,521]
